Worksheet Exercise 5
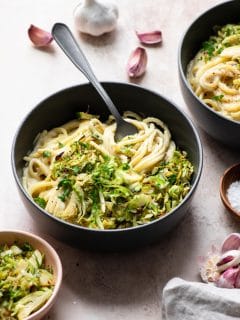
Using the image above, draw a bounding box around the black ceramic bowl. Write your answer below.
[12,82,202,251]
[179,0,240,149]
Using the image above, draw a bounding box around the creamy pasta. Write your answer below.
[187,23,240,121]
[23,111,193,229]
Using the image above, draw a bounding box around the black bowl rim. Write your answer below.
[178,0,240,126]
[11,81,203,234]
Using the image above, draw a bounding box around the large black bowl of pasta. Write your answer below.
[11,82,202,251]
[179,0,240,149]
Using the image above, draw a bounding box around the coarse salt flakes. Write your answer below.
[227,180,240,212]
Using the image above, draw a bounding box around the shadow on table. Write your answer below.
[76,28,119,47]
[46,208,196,311]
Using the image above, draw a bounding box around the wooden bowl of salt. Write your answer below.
[220,163,240,220]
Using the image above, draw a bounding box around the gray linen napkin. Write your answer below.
[162,278,240,320]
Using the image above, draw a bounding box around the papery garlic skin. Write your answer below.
[216,250,240,273]
[199,252,221,283]
[127,47,147,78]
[136,30,162,45]
[28,25,53,47]
[74,0,118,36]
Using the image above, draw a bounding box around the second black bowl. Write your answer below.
[12,82,202,251]
[179,0,240,149]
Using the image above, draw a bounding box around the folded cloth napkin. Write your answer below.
[162,277,240,320]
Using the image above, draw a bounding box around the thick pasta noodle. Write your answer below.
[187,24,240,121]
[23,111,193,229]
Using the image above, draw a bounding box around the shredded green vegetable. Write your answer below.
[52,144,193,229]
[201,23,240,60]
[24,112,194,230]
[0,243,54,320]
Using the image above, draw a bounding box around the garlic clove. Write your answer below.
[221,233,240,253]
[28,25,53,47]
[216,250,240,273]
[235,269,240,288]
[127,47,147,78]
[74,0,118,37]
[216,267,239,288]
[136,30,162,45]
[217,255,234,266]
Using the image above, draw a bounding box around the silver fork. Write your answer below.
[52,23,138,141]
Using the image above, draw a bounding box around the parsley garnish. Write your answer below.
[202,40,215,57]
[168,174,177,185]
[57,178,73,202]
[34,197,46,208]
[212,94,224,101]
[21,242,33,252]
[121,163,130,170]
[42,151,51,158]
[72,166,81,175]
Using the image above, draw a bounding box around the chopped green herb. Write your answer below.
[57,178,73,202]
[82,162,95,173]
[202,40,215,57]
[216,47,224,54]
[22,242,33,252]
[42,151,51,158]
[72,165,81,175]
[212,94,224,101]
[34,197,46,209]
[121,163,130,170]
[168,174,177,185]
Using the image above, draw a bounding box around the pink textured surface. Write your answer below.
[1,0,240,319]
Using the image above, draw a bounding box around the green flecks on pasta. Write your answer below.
[22,112,194,230]
[187,23,240,121]
[0,243,54,319]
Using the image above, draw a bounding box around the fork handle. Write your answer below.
[52,23,123,123]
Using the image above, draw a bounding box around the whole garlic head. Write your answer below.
[74,0,118,36]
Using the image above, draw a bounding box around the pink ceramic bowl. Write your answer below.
[0,230,62,320]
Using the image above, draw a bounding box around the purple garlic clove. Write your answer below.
[221,233,240,253]
[135,30,162,45]
[127,47,147,78]
[235,269,240,288]
[216,267,239,288]
[28,25,53,47]
[216,250,240,273]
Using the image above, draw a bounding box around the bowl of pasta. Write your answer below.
[179,0,240,149]
[11,82,202,251]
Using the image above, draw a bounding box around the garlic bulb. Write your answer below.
[74,0,118,36]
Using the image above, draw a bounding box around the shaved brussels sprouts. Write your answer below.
[0,243,54,319]
[52,146,193,229]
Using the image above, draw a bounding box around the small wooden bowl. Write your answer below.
[220,163,240,220]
